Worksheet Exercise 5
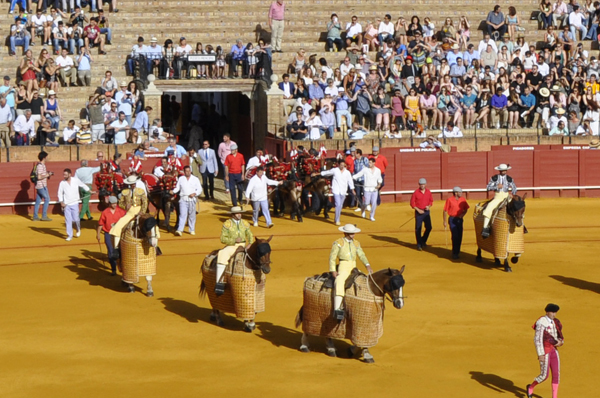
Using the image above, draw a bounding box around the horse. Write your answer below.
[147,174,180,232]
[199,236,273,332]
[270,180,304,221]
[119,213,160,297]
[474,194,526,272]
[295,266,406,363]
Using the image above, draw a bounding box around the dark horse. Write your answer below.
[200,236,273,332]
[476,194,527,272]
[148,186,180,232]
[295,266,406,363]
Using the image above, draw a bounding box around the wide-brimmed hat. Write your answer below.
[368,65,378,71]
[120,81,128,87]
[539,87,550,97]
[125,175,140,184]
[556,108,566,115]
[494,163,512,171]
[347,44,360,51]
[229,206,245,214]
[339,223,361,234]
[550,85,561,92]
[150,37,158,42]
[451,44,459,50]
[48,90,56,96]
[80,119,90,126]
[590,139,600,148]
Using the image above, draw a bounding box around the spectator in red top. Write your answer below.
[443,186,470,259]
[410,177,433,251]
[345,147,356,173]
[224,143,246,206]
[371,145,388,205]
[96,195,126,275]
[83,18,106,55]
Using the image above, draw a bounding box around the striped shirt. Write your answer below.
[486,174,517,194]
[77,129,92,144]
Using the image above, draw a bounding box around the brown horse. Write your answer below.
[475,194,526,272]
[199,236,273,332]
[295,266,406,363]
[147,185,180,232]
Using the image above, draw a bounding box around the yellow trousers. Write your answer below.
[217,243,245,266]
[334,260,356,297]
[482,191,509,220]
[110,206,142,238]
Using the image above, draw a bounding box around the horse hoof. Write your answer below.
[347,347,355,358]
[494,259,501,266]
[243,325,254,333]
[326,350,337,358]
[146,291,154,297]
[299,346,310,353]
[128,286,135,293]
[475,257,482,263]
[505,266,513,273]
[511,257,519,264]
[363,357,375,364]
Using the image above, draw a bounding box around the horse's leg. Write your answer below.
[243,317,256,333]
[362,348,375,363]
[299,333,310,353]
[504,259,512,273]
[325,338,337,357]
[146,276,154,297]
[294,200,303,223]
[165,202,172,232]
[494,258,502,267]
[347,345,358,358]
[210,310,224,327]
[127,283,135,293]
[476,248,482,263]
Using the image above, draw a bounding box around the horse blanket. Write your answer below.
[121,225,157,284]
[473,201,524,259]
[201,251,266,320]
[300,272,384,348]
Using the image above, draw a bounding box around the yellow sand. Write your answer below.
[0,198,597,397]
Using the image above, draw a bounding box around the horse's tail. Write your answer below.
[294,306,304,329]
[199,280,207,299]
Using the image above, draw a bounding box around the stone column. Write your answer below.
[265,74,286,138]
[143,74,163,125]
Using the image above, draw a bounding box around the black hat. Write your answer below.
[545,303,560,313]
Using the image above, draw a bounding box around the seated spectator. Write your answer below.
[519,86,536,128]
[173,37,192,79]
[110,112,130,144]
[77,120,92,144]
[37,119,59,146]
[146,37,163,75]
[319,104,336,138]
[103,102,118,143]
[308,79,324,107]
[346,15,363,47]
[131,106,152,135]
[62,119,79,144]
[552,0,568,28]
[419,134,442,149]
[576,120,593,135]
[229,39,246,79]
[363,20,380,52]
[438,121,463,138]
[43,90,62,129]
[52,21,73,55]
[289,113,308,140]
[371,86,391,132]
[351,86,374,129]
[378,14,394,45]
[279,74,296,116]
[149,119,168,142]
[13,109,35,146]
[569,6,589,41]
[77,47,93,86]
[29,90,44,127]
[68,7,89,32]
[31,10,51,47]
[9,18,31,57]
[99,70,118,96]
[127,36,147,76]
[55,49,76,87]
[326,13,343,52]
[549,120,569,135]
[128,128,142,144]
[539,0,553,30]
[159,39,175,79]
[486,5,507,39]
[305,109,323,140]
[491,86,508,128]
[215,45,227,79]
[19,49,40,93]
[348,121,368,139]
[83,18,106,54]
[97,9,112,45]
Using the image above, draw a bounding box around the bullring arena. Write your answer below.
[1,0,600,394]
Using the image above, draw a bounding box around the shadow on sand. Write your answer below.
[549,275,600,294]
[469,371,541,398]
[157,297,245,331]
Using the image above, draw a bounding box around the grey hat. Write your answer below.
[350,147,356,152]
[453,186,462,193]
[230,143,238,150]
[108,196,118,204]
[372,146,380,151]
[418,178,427,185]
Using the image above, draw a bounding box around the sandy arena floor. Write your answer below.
[0,197,598,397]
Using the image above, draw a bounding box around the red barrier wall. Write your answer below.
[1,148,599,214]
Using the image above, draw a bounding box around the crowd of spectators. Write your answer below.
[280,4,600,140]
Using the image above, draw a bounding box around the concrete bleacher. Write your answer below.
[0,0,595,148]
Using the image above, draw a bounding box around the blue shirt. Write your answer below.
[0,85,15,107]
[353,156,369,181]
[335,95,349,111]
[520,93,536,108]
[446,51,460,66]
[396,44,407,57]
[491,94,507,108]
[319,109,335,127]
[308,84,324,100]
[164,144,187,158]
[462,50,480,66]
[230,45,244,61]
[78,54,91,71]
[131,110,148,130]
[460,93,477,108]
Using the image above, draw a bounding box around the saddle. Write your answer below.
[208,246,247,272]
[315,268,363,292]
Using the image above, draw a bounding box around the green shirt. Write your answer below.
[220,219,254,246]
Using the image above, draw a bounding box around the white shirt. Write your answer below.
[321,167,354,195]
[352,166,382,191]
[131,44,148,57]
[110,119,129,144]
[346,22,363,38]
[340,63,355,78]
[438,126,464,138]
[537,62,550,77]
[58,177,89,205]
[245,174,280,202]
[153,165,167,177]
[569,11,585,28]
[307,115,323,140]
[173,174,202,201]
[378,21,394,36]
[13,114,35,137]
[548,115,568,131]
[176,44,193,55]
[583,110,600,135]
[55,55,74,72]
[0,103,13,124]
[63,126,79,142]
[478,39,498,55]
[247,155,268,170]
[32,14,47,28]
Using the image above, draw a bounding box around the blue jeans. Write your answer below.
[540,12,553,29]
[100,27,112,42]
[34,187,50,219]
[9,35,30,55]
[320,125,335,139]
[15,132,30,145]
[326,37,343,51]
[9,0,26,12]
[571,24,588,41]
[104,232,117,272]
[228,173,244,206]
[449,216,464,255]
[586,23,598,39]
[415,209,432,247]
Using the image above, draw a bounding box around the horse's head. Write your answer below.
[140,216,159,248]
[508,193,527,227]
[250,236,273,274]
[377,265,406,309]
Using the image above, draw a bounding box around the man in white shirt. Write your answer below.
[537,57,550,77]
[0,98,13,148]
[245,166,281,227]
[246,148,268,172]
[378,14,394,44]
[438,121,464,138]
[110,111,130,144]
[31,11,49,46]
[127,36,147,75]
[569,6,588,40]
[13,109,35,146]
[198,140,219,200]
[345,15,363,47]
[420,135,443,149]
[319,160,355,225]
[172,165,202,236]
[62,119,79,144]
[58,168,91,241]
[146,37,163,74]
[55,48,76,87]
[478,34,498,55]
[114,82,134,125]
[339,57,355,77]
[352,157,382,221]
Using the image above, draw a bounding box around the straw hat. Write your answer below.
[556,108,566,115]
[80,119,90,126]
[590,139,600,148]
[47,90,56,96]
[550,85,561,92]
[338,224,361,234]
[229,206,245,214]
[125,175,140,184]
[494,163,512,171]
[368,65,378,71]
[120,81,128,87]
[539,87,550,97]
[451,44,459,50]
[347,44,360,51]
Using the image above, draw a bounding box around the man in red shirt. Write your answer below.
[410,178,433,251]
[443,186,470,259]
[224,143,246,206]
[83,18,107,55]
[96,196,126,275]
[371,145,388,205]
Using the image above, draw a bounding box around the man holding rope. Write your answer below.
[96,196,126,275]
[443,186,470,259]
[410,178,433,251]
[319,159,355,226]
[172,165,203,236]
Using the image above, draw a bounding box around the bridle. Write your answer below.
[368,273,407,302]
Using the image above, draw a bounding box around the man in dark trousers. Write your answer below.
[410,178,433,251]
[443,186,470,259]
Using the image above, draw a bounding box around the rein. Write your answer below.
[368,273,408,302]
[244,248,271,270]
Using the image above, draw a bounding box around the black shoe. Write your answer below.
[417,244,422,251]
[525,384,532,398]
[87,216,93,221]
[105,40,111,45]
[215,282,225,296]
[334,309,345,321]
[452,253,459,259]
[111,270,117,276]
[481,227,491,239]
